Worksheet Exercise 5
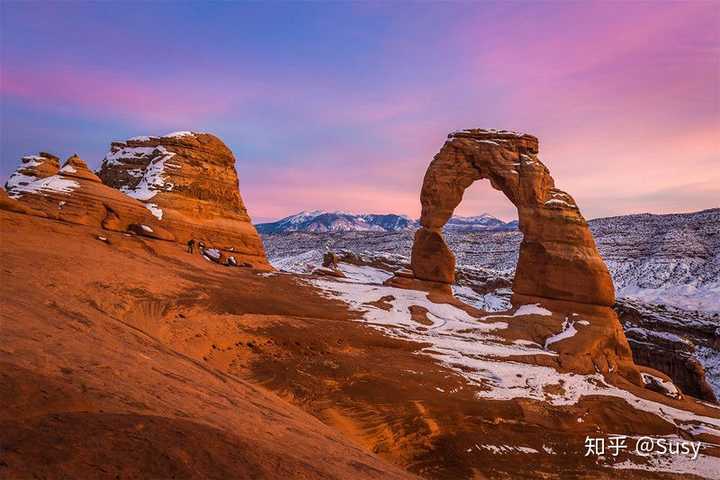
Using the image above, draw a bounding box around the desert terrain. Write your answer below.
[1,130,719,479]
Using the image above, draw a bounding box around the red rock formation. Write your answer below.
[407,129,615,306]
[97,131,269,268]
[3,153,175,240]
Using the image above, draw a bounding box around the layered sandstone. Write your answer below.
[407,129,615,306]
[97,131,269,268]
[4,153,174,240]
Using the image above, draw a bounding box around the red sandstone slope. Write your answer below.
[2,206,720,479]
[0,209,414,480]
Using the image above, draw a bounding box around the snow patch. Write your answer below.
[337,263,393,284]
[544,199,574,208]
[612,452,720,479]
[163,131,196,138]
[120,146,176,201]
[6,172,80,199]
[204,248,221,261]
[475,444,539,454]
[641,373,681,399]
[544,318,578,348]
[145,203,163,220]
[512,303,552,317]
[452,285,511,312]
[309,269,720,442]
[103,146,157,166]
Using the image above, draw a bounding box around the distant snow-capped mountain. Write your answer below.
[255,211,518,233]
[255,211,416,233]
[445,215,518,232]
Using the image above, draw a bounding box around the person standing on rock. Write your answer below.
[198,240,206,254]
[187,239,195,253]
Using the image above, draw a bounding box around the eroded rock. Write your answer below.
[615,298,719,403]
[97,131,269,268]
[3,154,172,237]
[408,128,614,306]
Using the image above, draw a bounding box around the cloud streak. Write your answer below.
[1,1,718,221]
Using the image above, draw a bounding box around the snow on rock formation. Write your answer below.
[302,260,720,477]
[2,132,270,268]
[97,131,269,268]
[3,152,175,240]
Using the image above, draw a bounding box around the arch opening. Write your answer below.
[443,178,521,272]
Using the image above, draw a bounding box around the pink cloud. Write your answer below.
[3,1,716,222]
[1,65,249,127]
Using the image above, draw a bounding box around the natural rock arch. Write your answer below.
[409,129,615,306]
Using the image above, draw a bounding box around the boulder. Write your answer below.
[312,266,346,278]
[407,129,614,307]
[322,251,339,269]
[97,131,269,269]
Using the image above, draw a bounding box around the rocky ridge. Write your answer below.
[256,211,417,233]
[255,210,518,233]
[615,298,720,403]
[3,132,270,268]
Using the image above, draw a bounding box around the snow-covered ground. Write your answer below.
[451,285,511,312]
[305,264,720,455]
[616,282,720,313]
[262,208,720,312]
[263,211,720,406]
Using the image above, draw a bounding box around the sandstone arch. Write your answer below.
[410,129,615,306]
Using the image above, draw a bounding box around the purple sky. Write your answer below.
[1,1,718,222]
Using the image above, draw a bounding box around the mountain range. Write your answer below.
[255,210,518,233]
[261,208,720,314]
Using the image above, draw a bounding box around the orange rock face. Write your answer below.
[3,153,175,239]
[97,131,269,268]
[410,129,615,306]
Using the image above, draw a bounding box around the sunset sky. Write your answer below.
[1,1,718,222]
